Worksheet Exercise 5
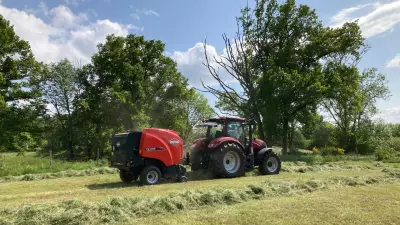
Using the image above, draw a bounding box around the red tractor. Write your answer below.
[185,116,281,178]
[109,128,187,185]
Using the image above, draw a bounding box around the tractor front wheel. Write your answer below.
[119,170,138,183]
[210,143,245,178]
[258,151,281,175]
[140,166,162,185]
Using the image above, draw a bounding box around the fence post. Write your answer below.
[50,150,53,168]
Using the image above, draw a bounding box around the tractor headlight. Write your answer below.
[116,142,120,148]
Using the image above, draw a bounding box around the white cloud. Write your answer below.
[50,5,88,28]
[86,8,98,18]
[386,55,400,68]
[330,0,400,38]
[0,3,138,64]
[130,13,140,21]
[330,3,377,26]
[168,42,239,88]
[141,9,159,17]
[39,1,49,16]
[130,5,160,18]
[375,105,400,123]
[64,0,86,7]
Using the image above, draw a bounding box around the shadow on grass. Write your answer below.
[86,181,140,190]
[86,171,214,190]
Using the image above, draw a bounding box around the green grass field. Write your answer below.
[0,150,392,178]
[0,152,108,177]
[1,154,400,225]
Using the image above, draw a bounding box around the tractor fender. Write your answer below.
[255,147,273,164]
[192,138,206,149]
[207,137,244,150]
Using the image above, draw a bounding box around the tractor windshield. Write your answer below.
[226,121,245,144]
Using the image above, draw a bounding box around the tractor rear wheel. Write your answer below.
[258,151,281,175]
[140,166,162,185]
[210,143,245,178]
[189,148,203,171]
[119,170,138,183]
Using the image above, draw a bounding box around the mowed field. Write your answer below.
[0,160,400,225]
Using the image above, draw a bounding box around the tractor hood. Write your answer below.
[252,138,267,149]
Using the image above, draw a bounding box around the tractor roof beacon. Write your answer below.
[109,128,187,185]
[184,116,281,178]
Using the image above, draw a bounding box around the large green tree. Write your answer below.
[237,0,365,154]
[87,34,192,130]
[37,59,79,159]
[0,15,42,152]
[324,65,390,152]
[71,34,214,158]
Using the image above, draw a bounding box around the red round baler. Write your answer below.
[109,128,187,185]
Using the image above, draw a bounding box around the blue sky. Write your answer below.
[1,0,399,122]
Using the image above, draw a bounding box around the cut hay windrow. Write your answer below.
[0,168,399,225]
[0,162,381,183]
[0,167,118,183]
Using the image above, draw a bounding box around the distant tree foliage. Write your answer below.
[0,1,395,160]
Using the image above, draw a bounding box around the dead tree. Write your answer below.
[198,23,266,140]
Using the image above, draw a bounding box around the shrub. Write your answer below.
[391,137,400,153]
[320,147,345,156]
[298,139,313,150]
[320,147,333,156]
[375,148,395,161]
[337,148,345,155]
[369,132,399,160]
[312,123,338,148]
[293,130,307,149]
[356,143,374,155]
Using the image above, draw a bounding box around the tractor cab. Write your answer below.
[196,116,255,148]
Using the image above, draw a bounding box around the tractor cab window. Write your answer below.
[227,122,245,143]
[209,124,224,138]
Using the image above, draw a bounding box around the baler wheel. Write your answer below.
[140,166,162,185]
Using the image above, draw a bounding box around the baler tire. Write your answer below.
[210,143,245,178]
[119,170,138,183]
[258,151,281,175]
[189,148,203,171]
[140,166,162,185]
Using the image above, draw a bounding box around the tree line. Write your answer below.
[1,0,399,161]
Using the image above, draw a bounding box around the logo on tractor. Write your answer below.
[169,138,180,145]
